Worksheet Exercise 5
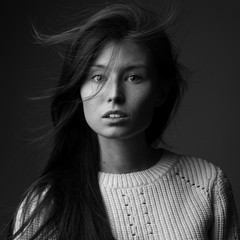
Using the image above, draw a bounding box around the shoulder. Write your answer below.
[163,150,240,238]
[166,150,225,194]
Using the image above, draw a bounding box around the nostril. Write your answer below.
[108,95,124,103]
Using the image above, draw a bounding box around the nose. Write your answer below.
[106,76,125,104]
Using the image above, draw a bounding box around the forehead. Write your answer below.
[92,40,152,69]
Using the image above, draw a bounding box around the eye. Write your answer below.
[91,74,105,83]
[126,75,143,83]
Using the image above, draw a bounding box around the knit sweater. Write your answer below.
[13,149,240,239]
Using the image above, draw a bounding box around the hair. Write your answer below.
[5,2,188,240]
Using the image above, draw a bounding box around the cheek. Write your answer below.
[81,101,99,134]
[80,93,103,134]
[80,84,98,120]
[128,84,157,132]
[81,100,96,121]
[80,83,98,100]
[131,85,156,114]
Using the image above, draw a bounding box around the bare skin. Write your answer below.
[99,133,163,173]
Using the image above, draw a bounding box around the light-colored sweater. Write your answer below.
[97,149,239,239]
[14,149,239,239]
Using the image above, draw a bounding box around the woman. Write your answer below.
[6,2,239,240]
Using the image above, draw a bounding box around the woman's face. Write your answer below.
[80,40,164,140]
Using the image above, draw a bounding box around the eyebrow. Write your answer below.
[90,64,148,71]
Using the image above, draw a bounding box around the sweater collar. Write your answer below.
[98,148,178,188]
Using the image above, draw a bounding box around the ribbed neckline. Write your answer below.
[98,148,178,188]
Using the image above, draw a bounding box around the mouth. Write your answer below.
[102,110,128,118]
[102,110,130,125]
[104,114,128,119]
[102,115,129,124]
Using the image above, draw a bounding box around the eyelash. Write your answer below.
[91,75,105,82]
[91,74,143,83]
[126,75,143,83]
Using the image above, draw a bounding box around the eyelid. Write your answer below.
[125,74,143,82]
[91,74,106,83]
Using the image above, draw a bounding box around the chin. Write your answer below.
[98,132,129,140]
[97,127,146,141]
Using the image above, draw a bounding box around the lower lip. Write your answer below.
[102,116,129,124]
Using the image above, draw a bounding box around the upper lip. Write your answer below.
[102,110,128,118]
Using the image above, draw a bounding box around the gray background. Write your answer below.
[1,0,239,237]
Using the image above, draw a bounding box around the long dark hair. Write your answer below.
[5,2,188,240]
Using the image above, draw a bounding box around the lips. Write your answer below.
[102,110,128,118]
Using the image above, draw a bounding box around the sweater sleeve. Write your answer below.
[13,194,45,240]
[12,189,56,240]
[210,167,240,239]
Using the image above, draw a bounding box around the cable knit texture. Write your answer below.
[13,149,240,239]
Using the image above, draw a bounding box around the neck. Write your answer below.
[98,132,162,174]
